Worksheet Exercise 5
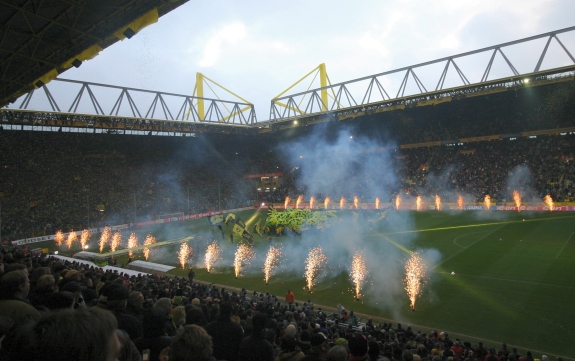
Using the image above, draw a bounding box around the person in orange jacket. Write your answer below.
[285,289,295,308]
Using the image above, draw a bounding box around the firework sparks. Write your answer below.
[99,226,112,253]
[296,195,303,209]
[340,196,346,209]
[324,197,331,209]
[404,252,427,311]
[263,245,283,284]
[205,241,222,273]
[65,230,77,249]
[80,229,91,250]
[395,195,402,210]
[110,231,122,252]
[484,195,491,210]
[143,234,156,260]
[513,190,522,212]
[54,230,64,247]
[178,243,194,269]
[310,196,316,209]
[127,232,139,258]
[353,196,359,209]
[458,195,464,210]
[416,196,423,211]
[284,196,291,209]
[350,251,367,299]
[233,243,255,278]
[435,194,442,211]
[544,194,554,211]
[375,197,380,210]
[304,247,328,292]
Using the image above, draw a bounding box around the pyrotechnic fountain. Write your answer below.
[416,196,423,211]
[54,230,64,247]
[127,232,139,258]
[263,245,283,284]
[350,250,367,300]
[110,231,122,252]
[340,196,346,209]
[353,196,359,209]
[296,195,303,209]
[205,241,222,273]
[233,243,255,278]
[178,243,193,269]
[99,226,112,253]
[375,197,380,210]
[309,196,316,210]
[304,247,328,292]
[66,230,77,249]
[143,234,156,260]
[324,197,331,209]
[395,195,402,210]
[284,196,291,209]
[80,229,91,250]
[544,194,554,211]
[404,252,426,311]
[484,195,491,210]
[435,194,442,211]
[513,190,522,212]
[458,195,464,210]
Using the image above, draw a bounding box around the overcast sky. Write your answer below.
[28,0,575,121]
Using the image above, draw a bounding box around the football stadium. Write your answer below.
[1,2,574,361]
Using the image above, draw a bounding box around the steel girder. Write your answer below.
[266,26,575,126]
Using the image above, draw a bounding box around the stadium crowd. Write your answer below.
[0,241,561,361]
[1,83,575,240]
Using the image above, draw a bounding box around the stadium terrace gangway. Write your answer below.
[265,25,575,128]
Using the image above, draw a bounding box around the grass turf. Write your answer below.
[46,209,575,357]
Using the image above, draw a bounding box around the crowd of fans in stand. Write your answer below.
[1,83,575,240]
[0,242,562,361]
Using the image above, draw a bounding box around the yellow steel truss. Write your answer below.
[272,63,335,114]
[188,72,253,122]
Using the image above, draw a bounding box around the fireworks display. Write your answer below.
[435,194,442,211]
[127,232,139,258]
[54,230,64,247]
[375,197,380,210]
[484,195,491,210]
[65,230,77,249]
[205,241,222,273]
[233,243,255,278]
[296,195,303,209]
[304,247,328,292]
[284,196,291,209]
[99,226,112,253]
[110,231,122,252]
[80,229,91,250]
[513,190,522,212]
[544,194,554,211]
[340,196,346,209]
[263,245,283,284]
[350,250,367,299]
[178,243,193,269]
[353,196,359,209]
[416,196,423,211]
[310,196,316,209]
[143,234,156,260]
[395,195,402,210]
[404,252,427,311]
[324,196,331,209]
[458,195,464,210]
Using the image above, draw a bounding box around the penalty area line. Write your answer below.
[433,223,507,270]
[435,271,575,290]
[556,232,574,259]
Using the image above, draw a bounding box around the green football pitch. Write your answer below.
[45,209,575,357]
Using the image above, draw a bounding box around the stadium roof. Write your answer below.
[0,0,189,108]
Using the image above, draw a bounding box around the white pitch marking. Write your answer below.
[556,232,574,259]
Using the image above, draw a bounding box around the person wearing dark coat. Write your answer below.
[237,312,274,361]
[134,308,173,361]
[204,302,244,361]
